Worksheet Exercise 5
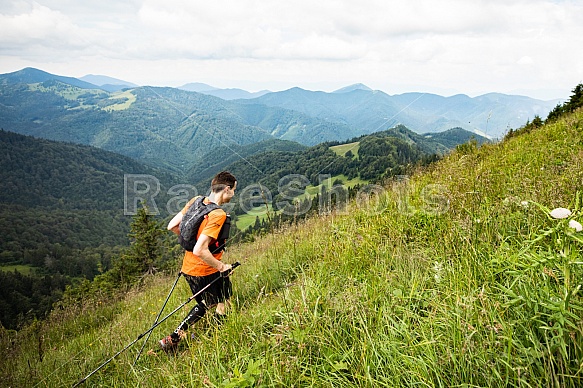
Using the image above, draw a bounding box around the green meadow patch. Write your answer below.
[330,141,360,158]
[0,264,35,275]
[235,205,273,231]
[102,90,136,111]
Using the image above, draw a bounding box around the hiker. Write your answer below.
[159,171,237,352]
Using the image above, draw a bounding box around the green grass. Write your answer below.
[28,83,136,111]
[235,175,368,230]
[303,174,368,196]
[0,264,35,275]
[2,110,583,387]
[235,205,273,230]
[330,141,360,158]
[103,90,136,111]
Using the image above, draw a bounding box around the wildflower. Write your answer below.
[550,207,572,219]
[432,261,443,283]
[569,219,583,232]
[520,201,529,208]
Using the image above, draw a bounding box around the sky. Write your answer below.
[0,0,582,101]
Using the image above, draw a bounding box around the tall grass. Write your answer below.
[1,110,582,387]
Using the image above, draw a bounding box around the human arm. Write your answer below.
[167,211,183,235]
[192,233,232,273]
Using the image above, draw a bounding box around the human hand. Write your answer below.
[220,263,233,277]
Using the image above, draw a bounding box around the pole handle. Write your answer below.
[221,261,241,277]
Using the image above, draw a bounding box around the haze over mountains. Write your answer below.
[178,82,271,100]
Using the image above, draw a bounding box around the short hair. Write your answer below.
[211,171,237,193]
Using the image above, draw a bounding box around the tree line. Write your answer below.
[505,83,583,139]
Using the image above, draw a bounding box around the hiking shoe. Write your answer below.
[158,335,179,353]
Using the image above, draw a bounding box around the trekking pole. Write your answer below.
[132,271,182,367]
[72,262,240,387]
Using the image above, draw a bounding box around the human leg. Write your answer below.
[159,272,232,351]
[159,274,213,351]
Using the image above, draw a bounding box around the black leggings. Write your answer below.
[173,272,232,334]
[183,271,232,306]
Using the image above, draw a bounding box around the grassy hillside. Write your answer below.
[2,110,582,387]
[0,130,179,258]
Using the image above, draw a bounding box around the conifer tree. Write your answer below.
[125,204,163,276]
[106,204,164,285]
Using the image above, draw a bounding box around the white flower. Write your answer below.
[569,219,583,232]
[432,262,443,283]
[550,207,572,219]
[520,201,529,208]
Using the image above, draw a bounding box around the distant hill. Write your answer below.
[245,87,559,139]
[178,83,270,100]
[0,70,359,170]
[0,129,180,273]
[422,127,489,150]
[213,124,484,203]
[0,67,100,90]
[79,74,138,92]
[202,88,271,100]
[359,124,490,155]
[185,138,308,186]
[178,82,218,93]
[0,129,177,212]
[333,83,373,93]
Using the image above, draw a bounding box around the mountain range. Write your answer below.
[178,82,271,100]
[3,66,559,188]
[0,68,558,150]
[79,74,139,92]
[242,87,558,139]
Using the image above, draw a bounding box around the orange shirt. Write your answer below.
[180,196,226,277]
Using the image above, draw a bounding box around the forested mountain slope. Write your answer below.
[0,69,354,170]
[0,129,184,328]
[1,68,557,174]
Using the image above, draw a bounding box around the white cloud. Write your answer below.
[0,0,582,99]
[0,3,87,51]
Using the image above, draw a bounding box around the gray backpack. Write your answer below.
[178,197,220,252]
